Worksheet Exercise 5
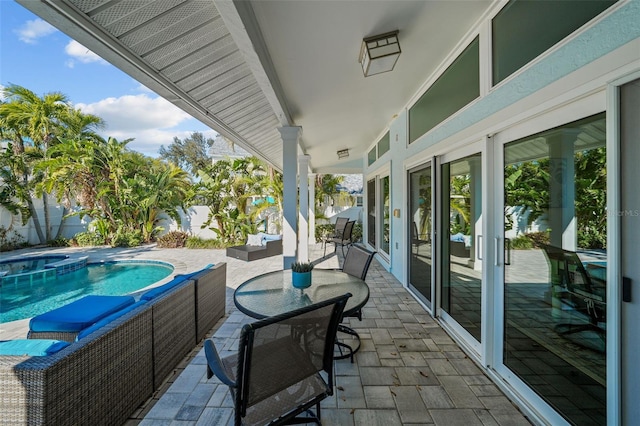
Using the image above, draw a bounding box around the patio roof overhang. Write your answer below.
[17,0,494,174]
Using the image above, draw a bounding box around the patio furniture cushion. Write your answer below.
[0,339,70,356]
[141,275,188,301]
[259,233,282,244]
[29,295,135,333]
[75,300,147,341]
[246,234,263,246]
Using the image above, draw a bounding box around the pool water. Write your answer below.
[0,255,68,276]
[0,261,173,323]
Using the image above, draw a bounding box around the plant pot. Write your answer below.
[292,271,312,288]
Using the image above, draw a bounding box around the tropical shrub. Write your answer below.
[74,231,106,247]
[157,231,190,248]
[48,237,69,247]
[315,224,334,241]
[508,235,534,250]
[185,236,226,249]
[111,228,143,247]
[0,226,27,251]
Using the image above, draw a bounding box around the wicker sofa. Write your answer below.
[0,262,227,425]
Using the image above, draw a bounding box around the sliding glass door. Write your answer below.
[502,113,607,425]
[440,151,483,346]
[408,163,433,308]
[367,178,376,249]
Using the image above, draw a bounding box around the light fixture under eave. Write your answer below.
[337,149,349,159]
[359,30,401,77]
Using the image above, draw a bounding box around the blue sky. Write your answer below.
[0,1,217,157]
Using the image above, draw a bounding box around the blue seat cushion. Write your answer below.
[140,275,188,301]
[29,295,135,333]
[76,300,146,341]
[0,339,70,356]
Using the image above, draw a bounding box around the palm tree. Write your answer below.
[127,159,192,242]
[314,174,344,222]
[0,84,72,243]
[61,107,105,142]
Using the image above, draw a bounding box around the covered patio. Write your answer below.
[128,243,531,425]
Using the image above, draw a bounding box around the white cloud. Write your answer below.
[76,94,203,156]
[77,94,191,131]
[16,19,57,44]
[65,40,107,66]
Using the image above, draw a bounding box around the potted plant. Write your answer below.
[291,261,313,288]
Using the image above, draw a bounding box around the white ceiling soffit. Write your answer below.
[17,0,289,171]
[18,0,495,174]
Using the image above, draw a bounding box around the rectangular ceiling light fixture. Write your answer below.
[337,149,349,159]
[359,30,401,77]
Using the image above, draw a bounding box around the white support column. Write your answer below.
[309,173,317,245]
[298,155,311,262]
[547,129,579,251]
[279,126,302,269]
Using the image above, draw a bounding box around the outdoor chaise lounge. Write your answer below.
[226,232,283,261]
[0,262,227,425]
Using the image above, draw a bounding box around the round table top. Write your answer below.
[233,269,369,319]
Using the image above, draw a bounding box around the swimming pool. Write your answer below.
[0,260,174,323]
[0,255,68,276]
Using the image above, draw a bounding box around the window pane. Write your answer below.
[368,147,377,166]
[367,179,376,248]
[378,132,390,157]
[503,113,606,425]
[441,153,482,342]
[492,0,617,85]
[409,165,432,307]
[409,37,479,143]
[380,176,390,255]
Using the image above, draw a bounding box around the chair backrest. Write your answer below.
[539,244,592,290]
[235,293,350,422]
[342,244,376,280]
[341,220,355,241]
[334,217,349,235]
[539,244,605,311]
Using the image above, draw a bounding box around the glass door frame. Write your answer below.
[489,92,616,426]
[365,165,391,263]
[407,160,436,312]
[435,139,489,358]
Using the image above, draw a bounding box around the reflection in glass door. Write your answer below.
[380,176,390,255]
[441,153,482,343]
[503,113,606,425]
[367,179,376,249]
[408,164,433,308]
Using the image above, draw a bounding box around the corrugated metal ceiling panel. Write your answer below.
[66,0,283,169]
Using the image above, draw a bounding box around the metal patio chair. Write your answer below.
[204,293,351,425]
[328,220,355,257]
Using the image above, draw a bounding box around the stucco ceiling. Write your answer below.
[17,0,494,173]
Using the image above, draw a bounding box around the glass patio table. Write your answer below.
[234,269,370,360]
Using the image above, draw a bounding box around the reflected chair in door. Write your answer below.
[411,221,430,255]
[540,244,606,339]
[204,294,350,426]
